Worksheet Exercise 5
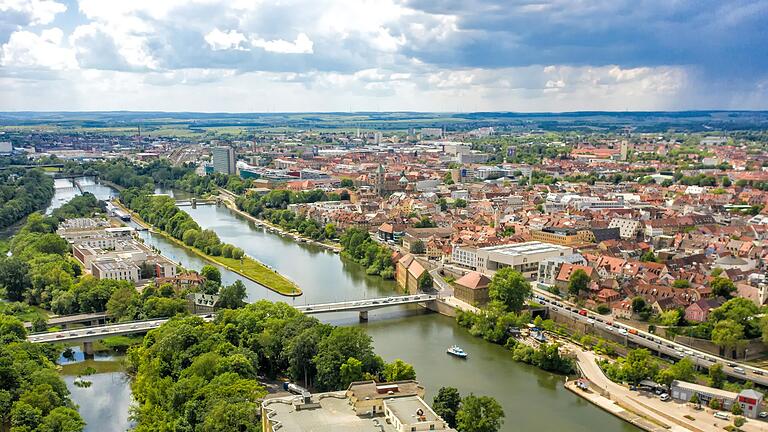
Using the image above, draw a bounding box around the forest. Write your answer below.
[0,168,55,230]
[127,301,415,431]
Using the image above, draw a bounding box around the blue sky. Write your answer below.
[1,0,767,111]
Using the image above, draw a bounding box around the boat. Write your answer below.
[446,345,468,358]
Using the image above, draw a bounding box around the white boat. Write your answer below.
[447,345,468,358]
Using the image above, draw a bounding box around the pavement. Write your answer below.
[572,348,768,432]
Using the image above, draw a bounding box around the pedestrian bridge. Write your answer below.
[27,294,437,349]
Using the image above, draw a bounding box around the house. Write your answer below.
[186,293,219,314]
[453,272,491,305]
[554,263,596,292]
[396,254,429,294]
[684,297,725,323]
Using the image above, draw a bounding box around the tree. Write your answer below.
[640,251,657,262]
[340,178,354,188]
[455,394,505,432]
[0,257,31,302]
[216,280,248,310]
[672,279,690,288]
[631,297,647,313]
[710,276,735,298]
[410,240,425,254]
[689,393,700,407]
[732,402,744,415]
[623,349,658,385]
[709,363,726,389]
[734,416,745,429]
[314,326,379,391]
[454,199,467,208]
[201,265,222,285]
[660,310,681,327]
[711,319,744,352]
[38,406,85,432]
[443,171,455,185]
[418,272,433,291]
[488,268,531,313]
[567,269,589,296]
[382,359,416,382]
[433,387,461,428]
[0,314,26,343]
[339,357,364,388]
[106,285,140,321]
[670,357,696,382]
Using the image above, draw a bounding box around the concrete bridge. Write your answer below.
[175,197,221,208]
[27,294,437,352]
[24,312,108,330]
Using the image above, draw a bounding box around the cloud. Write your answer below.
[0,0,766,110]
[1,27,76,70]
[204,29,247,51]
[250,32,313,54]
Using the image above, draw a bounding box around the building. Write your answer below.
[91,258,141,282]
[530,227,582,246]
[537,254,586,285]
[186,293,219,314]
[453,271,491,305]
[476,241,573,279]
[451,245,479,269]
[670,380,764,419]
[684,298,725,323]
[609,218,642,240]
[396,254,429,294]
[211,146,236,175]
[261,380,456,432]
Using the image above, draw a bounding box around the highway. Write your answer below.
[531,287,768,386]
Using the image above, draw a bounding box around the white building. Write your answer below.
[211,146,236,175]
[476,241,573,279]
[91,258,141,282]
[451,245,478,269]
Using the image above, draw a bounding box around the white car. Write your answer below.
[659,393,670,401]
[618,328,628,336]
[587,318,595,324]
[714,412,730,420]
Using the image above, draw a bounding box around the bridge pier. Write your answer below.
[191,197,197,209]
[359,310,369,321]
[82,341,94,357]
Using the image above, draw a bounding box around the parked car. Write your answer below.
[759,411,767,418]
[659,393,670,401]
[714,412,730,420]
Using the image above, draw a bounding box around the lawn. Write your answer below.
[212,254,301,296]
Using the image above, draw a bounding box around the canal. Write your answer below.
[56,180,640,432]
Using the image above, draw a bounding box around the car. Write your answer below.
[759,411,767,418]
[734,367,746,375]
[714,412,730,420]
[659,393,670,401]
[727,362,737,367]
[86,330,94,335]
[578,309,588,316]
[755,370,764,376]
[305,307,313,311]
[618,329,628,336]
[654,388,664,395]
[587,318,595,325]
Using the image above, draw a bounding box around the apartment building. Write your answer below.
[476,241,573,279]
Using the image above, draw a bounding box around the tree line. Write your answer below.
[0,168,55,230]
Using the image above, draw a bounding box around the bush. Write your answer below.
[596,304,611,314]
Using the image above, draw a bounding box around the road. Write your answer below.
[574,349,767,432]
[531,287,768,386]
[294,294,436,314]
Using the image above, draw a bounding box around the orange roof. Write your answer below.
[455,272,491,290]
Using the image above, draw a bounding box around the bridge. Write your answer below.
[175,197,220,207]
[24,312,108,330]
[27,294,437,352]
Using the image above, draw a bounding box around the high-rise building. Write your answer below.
[211,146,236,175]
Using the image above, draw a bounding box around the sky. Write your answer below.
[1,0,767,112]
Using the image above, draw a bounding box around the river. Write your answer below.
[56,179,640,432]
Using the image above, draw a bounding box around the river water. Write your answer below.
[56,180,639,432]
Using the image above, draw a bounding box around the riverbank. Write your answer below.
[112,199,302,297]
[218,192,342,253]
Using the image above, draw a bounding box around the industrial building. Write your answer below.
[476,241,573,279]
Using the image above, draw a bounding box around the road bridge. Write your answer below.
[24,312,108,330]
[27,294,437,352]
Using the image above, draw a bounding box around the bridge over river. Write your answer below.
[27,294,437,353]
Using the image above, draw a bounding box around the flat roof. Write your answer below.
[671,380,738,399]
[480,241,571,256]
[385,396,440,423]
[263,393,397,432]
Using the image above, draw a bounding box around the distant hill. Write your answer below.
[2,110,768,132]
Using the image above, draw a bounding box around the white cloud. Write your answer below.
[250,32,313,54]
[204,29,247,51]
[1,27,76,70]
[0,0,67,26]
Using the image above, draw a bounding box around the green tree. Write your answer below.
[568,269,589,296]
[631,297,647,313]
[0,257,31,302]
[708,363,726,389]
[710,276,735,298]
[488,268,531,313]
[339,357,364,388]
[640,251,657,262]
[216,280,248,310]
[382,359,416,382]
[314,326,380,391]
[201,265,222,285]
[106,284,140,321]
[689,393,700,406]
[0,314,26,343]
[340,178,354,188]
[660,310,681,327]
[623,349,658,385]
[410,240,426,254]
[711,319,744,352]
[418,272,433,291]
[732,402,743,415]
[734,416,745,429]
[455,394,505,432]
[433,387,461,428]
[672,279,690,288]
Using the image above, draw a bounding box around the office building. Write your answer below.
[212,146,236,175]
[476,241,573,279]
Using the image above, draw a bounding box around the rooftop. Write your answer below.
[263,392,397,432]
[480,241,571,256]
